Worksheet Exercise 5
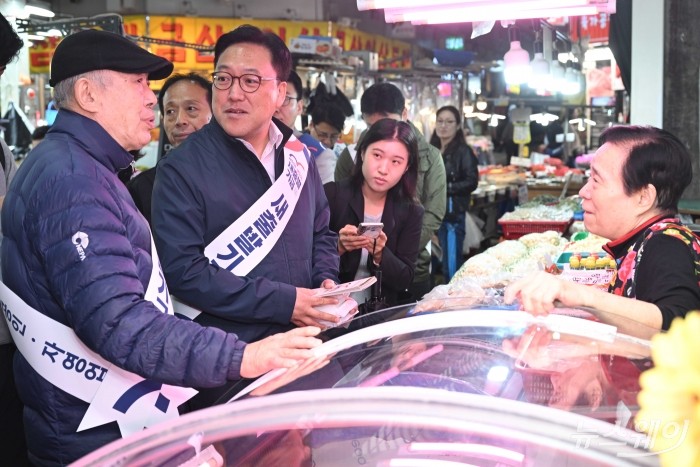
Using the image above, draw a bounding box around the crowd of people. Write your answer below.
[1,12,699,466]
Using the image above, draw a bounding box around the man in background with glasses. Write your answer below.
[274,70,337,184]
[152,25,340,359]
[308,103,347,157]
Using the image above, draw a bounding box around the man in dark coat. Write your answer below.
[0,29,323,466]
[152,25,341,344]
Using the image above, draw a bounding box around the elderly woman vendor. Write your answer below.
[506,125,700,339]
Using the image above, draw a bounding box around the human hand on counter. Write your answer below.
[240,326,323,378]
[291,287,340,327]
[504,271,589,316]
[337,224,374,255]
[249,355,330,397]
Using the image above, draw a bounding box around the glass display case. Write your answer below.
[74,305,659,466]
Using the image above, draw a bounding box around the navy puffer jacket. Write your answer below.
[1,110,246,466]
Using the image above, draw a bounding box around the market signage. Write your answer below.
[28,16,411,75]
[569,13,611,44]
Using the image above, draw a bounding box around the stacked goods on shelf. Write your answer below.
[498,196,580,239]
[556,232,615,289]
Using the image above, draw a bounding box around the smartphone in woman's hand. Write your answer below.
[357,222,383,239]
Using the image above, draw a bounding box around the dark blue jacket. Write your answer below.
[152,117,339,343]
[1,110,247,466]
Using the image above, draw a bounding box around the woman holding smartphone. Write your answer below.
[324,119,424,310]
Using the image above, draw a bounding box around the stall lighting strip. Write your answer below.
[358,0,613,11]
[385,4,613,24]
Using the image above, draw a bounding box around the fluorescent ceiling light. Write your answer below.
[358,0,484,10]
[24,5,55,18]
[386,5,604,24]
[360,0,615,12]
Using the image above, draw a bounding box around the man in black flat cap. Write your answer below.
[0,29,325,465]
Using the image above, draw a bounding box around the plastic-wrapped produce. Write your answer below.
[485,240,528,267]
[500,205,574,222]
[519,231,566,249]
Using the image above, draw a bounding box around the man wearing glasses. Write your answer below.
[308,104,346,156]
[152,25,340,350]
[274,70,337,184]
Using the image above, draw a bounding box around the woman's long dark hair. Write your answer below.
[430,105,467,155]
[351,118,419,203]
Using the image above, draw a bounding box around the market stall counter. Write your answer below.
[74,303,659,467]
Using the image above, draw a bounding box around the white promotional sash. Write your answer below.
[0,235,197,438]
[174,137,310,320]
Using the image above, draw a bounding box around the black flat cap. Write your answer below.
[49,29,173,87]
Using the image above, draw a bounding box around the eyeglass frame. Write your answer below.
[210,71,279,93]
[312,124,341,143]
[283,95,300,106]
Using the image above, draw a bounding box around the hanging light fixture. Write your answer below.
[475,95,488,111]
[503,26,531,86]
[530,112,559,125]
[562,61,582,95]
[549,58,566,93]
[528,31,550,91]
[569,117,596,131]
[489,114,506,127]
[463,101,474,115]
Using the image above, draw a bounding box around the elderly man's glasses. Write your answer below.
[211,71,278,93]
[283,95,300,106]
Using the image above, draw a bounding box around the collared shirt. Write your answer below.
[237,123,284,183]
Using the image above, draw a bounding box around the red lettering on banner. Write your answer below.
[570,13,610,44]
[161,21,183,40]
[336,30,346,50]
[157,47,186,62]
[391,46,400,68]
[312,27,320,36]
[215,25,225,42]
[195,53,214,63]
[30,52,51,68]
[277,27,287,42]
[195,24,219,63]
[196,24,216,46]
[124,23,139,36]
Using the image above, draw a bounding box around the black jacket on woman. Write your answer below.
[442,138,479,220]
[324,179,424,306]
